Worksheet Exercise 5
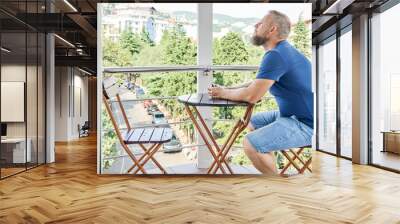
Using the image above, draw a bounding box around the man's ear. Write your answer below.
[269,25,277,34]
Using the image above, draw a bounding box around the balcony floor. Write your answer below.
[1,135,400,223]
[102,149,261,175]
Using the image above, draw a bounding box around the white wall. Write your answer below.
[71,73,89,138]
[1,63,46,164]
[55,67,89,141]
[1,64,28,138]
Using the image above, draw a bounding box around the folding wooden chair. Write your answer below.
[103,80,172,174]
[279,146,312,176]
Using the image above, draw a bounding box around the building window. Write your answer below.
[371,3,400,171]
[339,27,352,158]
[317,35,337,154]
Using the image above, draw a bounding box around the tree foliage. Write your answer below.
[162,27,197,65]
[141,26,155,47]
[103,38,133,67]
[289,16,311,59]
[120,30,143,55]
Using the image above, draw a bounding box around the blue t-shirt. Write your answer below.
[256,40,313,128]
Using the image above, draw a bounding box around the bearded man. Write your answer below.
[208,10,313,174]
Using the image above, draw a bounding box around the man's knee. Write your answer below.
[243,137,257,155]
[247,123,255,131]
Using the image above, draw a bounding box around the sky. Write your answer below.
[109,3,312,23]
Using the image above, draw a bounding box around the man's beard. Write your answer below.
[251,34,267,46]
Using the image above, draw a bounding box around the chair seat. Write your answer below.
[123,127,173,144]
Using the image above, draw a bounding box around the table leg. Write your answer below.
[211,124,244,174]
[209,105,254,174]
[185,105,226,174]
[192,106,232,173]
[208,120,241,174]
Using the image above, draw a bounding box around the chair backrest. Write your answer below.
[103,77,131,129]
[102,77,132,145]
[82,121,90,129]
[102,92,126,146]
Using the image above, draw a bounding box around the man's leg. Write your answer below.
[247,111,280,132]
[244,116,313,175]
[243,138,277,174]
[245,111,280,174]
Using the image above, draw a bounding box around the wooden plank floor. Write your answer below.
[1,135,400,223]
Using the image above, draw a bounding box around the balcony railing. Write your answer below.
[103,65,273,131]
[101,65,273,169]
[103,65,259,73]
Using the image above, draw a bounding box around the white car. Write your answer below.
[163,135,182,153]
[152,111,167,125]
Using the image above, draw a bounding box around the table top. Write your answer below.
[178,93,250,107]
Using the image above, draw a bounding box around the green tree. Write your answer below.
[247,44,265,65]
[163,27,197,65]
[213,32,249,65]
[141,26,155,47]
[142,27,197,142]
[103,38,133,67]
[212,32,249,124]
[135,45,163,66]
[120,30,143,55]
[289,15,311,59]
[101,106,118,169]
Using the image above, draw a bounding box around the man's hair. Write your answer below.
[268,10,291,39]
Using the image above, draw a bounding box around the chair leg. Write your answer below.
[127,144,166,174]
[127,144,156,174]
[289,149,312,173]
[123,144,147,174]
[133,144,162,175]
[281,151,302,172]
[300,157,312,174]
[280,149,303,174]
[140,144,167,174]
[279,148,312,176]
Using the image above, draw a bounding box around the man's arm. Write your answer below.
[208,79,275,104]
[225,81,253,89]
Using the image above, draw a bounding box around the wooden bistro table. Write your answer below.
[178,93,254,174]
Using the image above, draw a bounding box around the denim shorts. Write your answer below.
[246,110,313,153]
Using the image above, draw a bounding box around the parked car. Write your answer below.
[124,80,135,90]
[163,134,182,153]
[143,99,153,108]
[147,104,159,115]
[135,86,145,96]
[152,111,167,125]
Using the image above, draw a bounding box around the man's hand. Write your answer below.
[206,79,274,104]
[208,86,225,99]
